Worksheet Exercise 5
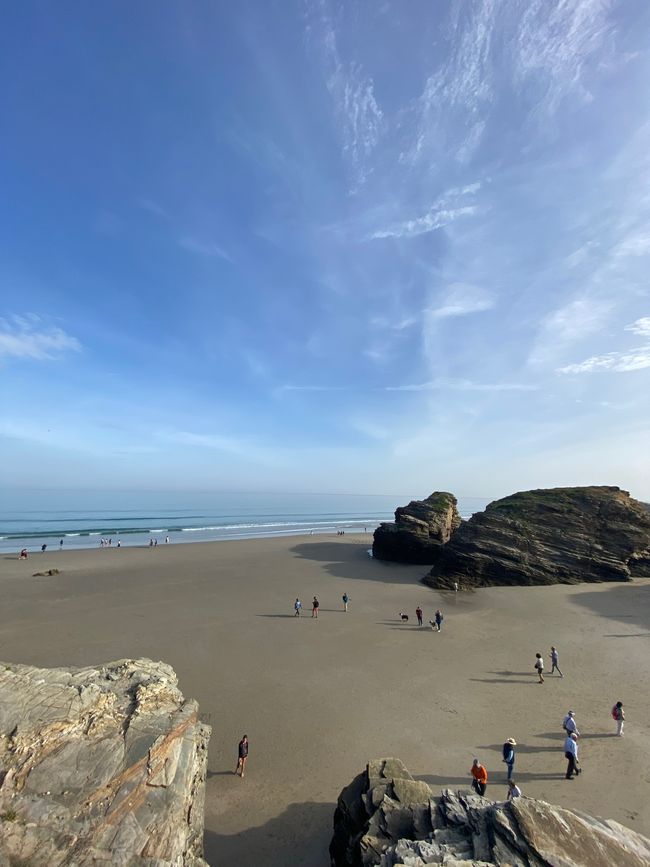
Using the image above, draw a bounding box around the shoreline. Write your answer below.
[1,536,649,866]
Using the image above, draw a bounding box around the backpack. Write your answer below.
[612,705,619,720]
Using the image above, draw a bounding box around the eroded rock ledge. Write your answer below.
[373,493,461,564]
[0,658,210,866]
[330,757,650,867]
[425,485,650,589]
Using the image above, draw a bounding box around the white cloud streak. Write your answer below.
[625,316,650,337]
[0,316,81,361]
[179,237,233,262]
[368,182,481,240]
[558,347,650,374]
[385,378,536,392]
[427,283,495,319]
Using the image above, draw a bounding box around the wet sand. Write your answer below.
[1,536,649,865]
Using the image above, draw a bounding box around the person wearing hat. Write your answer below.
[502,738,516,781]
[562,711,580,737]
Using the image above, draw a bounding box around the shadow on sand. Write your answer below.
[204,801,333,867]
[571,583,650,635]
[290,541,427,585]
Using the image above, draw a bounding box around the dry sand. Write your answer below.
[1,536,650,865]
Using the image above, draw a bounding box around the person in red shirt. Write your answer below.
[470,758,488,795]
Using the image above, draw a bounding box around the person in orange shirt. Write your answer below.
[470,758,488,796]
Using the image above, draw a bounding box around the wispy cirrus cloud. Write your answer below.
[368,183,481,240]
[0,315,81,361]
[179,237,233,262]
[625,316,650,338]
[427,283,495,319]
[306,0,383,188]
[558,347,650,374]
[385,378,536,393]
[558,315,650,374]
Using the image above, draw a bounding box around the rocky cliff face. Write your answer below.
[0,658,210,866]
[330,758,650,867]
[373,492,461,564]
[425,485,650,589]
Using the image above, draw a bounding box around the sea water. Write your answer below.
[0,489,490,553]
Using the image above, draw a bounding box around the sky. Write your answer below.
[1,0,650,500]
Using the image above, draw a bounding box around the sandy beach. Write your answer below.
[1,536,649,865]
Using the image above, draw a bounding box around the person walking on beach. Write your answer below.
[563,711,579,737]
[550,646,564,677]
[312,596,320,618]
[564,732,580,779]
[235,734,249,778]
[612,701,625,736]
[470,759,488,795]
[165,536,170,544]
[294,598,302,617]
[453,581,459,593]
[534,652,544,683]
[502,738,516,781]
[416,606,423,626]
[507,780,522,800]
[19,548,28,560]
[59,538,64,549]
[342,593,349,612]
[41,543,47,553]
[434,609,443,632]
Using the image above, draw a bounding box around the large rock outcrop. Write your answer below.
[0,658,210,866]
[424,486,650,589]
[330,757,650,867]
[373,493,461,564]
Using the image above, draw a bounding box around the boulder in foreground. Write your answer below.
[373,492,461,564]
[330,757,650,866]
[425,485,650,589]
[0,658,210,866]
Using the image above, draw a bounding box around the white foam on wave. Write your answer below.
[150,529,167,533]
[181,518,376,532]
[65,533,81,536]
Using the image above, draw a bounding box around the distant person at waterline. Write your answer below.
[612,701,625,736]
[434,609,443,631]
[312,596,319,618]
[534,653,544,683]
[550,646,564,677]
[165,536,169,544]
[59,538,64,549]
[416,606,423,626]
[342,593,349,612]
[294,598,302,617]
[41,543,47,553]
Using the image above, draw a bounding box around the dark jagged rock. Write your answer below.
[0,658,210,866]
[424,486,650,589]
[330,758,650,867]
[373,492,461,564]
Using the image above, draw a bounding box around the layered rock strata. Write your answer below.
[330,757,650,867]
[425,485,650,589]
[373,492,461,564]
[0,658,210,866]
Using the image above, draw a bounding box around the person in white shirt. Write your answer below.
[507,780,522,800]
[563,711,580,737]
[564,733,580,779]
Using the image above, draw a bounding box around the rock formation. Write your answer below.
[373,492,461,564]
[424,486,650,589]
[330,757,650,867]
[0,658,210,866]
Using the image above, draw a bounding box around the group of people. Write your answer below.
[414,607,444,630]
[534,646,564,683]
[293,593,351,617]
[470,700,627,796]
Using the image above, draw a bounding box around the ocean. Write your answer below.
[0,490,491,553]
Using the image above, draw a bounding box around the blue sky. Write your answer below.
[1,0,650,499]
